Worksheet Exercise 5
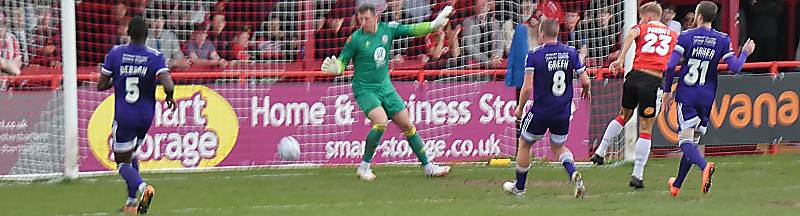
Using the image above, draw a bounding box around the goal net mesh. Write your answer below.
[1,0,631,179]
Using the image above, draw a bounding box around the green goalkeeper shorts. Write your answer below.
[354,86,406,118]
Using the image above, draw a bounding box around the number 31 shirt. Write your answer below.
[671,27,734,106]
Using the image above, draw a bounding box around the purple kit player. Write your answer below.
[502,19,592,198]
[661,1,755,197]
[97,15,176,214]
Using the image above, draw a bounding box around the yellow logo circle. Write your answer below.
[87,85,239,170]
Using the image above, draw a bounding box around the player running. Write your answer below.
[320,3,452,181]
[662,1,754,197]
[590,2,677,188]
[97,15,176,214]
[502,19,591,198]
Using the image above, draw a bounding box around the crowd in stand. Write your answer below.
[0,0,796,77]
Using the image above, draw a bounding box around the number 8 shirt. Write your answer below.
[524,43,586,119]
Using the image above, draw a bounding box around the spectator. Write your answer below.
[380,0,404,23]
[379,0,418,66]
[115,1,128,20]
[128,0,147,16]
[681,11,695,30]
[426,22,461,69]
[577,6,621,67]
[494,0,518,57]
[75,0,134,66]
[213,0,226,14]
[186,1,208,28]
[165,1,209,41]
[186,30,226,67]
[208,14,229,59]
[462,0,503,68]
[114,18,132,45]
[564,9,588,62]
[661,4,681,33]
[522,0,540,49]
[229,31,251,61]
[31,5,56,33]
[498,20,514,58]
[0,22,21,76]
[146,14,190,68]
[30,6,61,68]
[256,15,298,61]
[220,1,272,36]
[315,2,329,32]
[746,0,784,63]
[403,0,432,23]
[315,0,356,59]
[24,4,39,32]
[358,0,388,13]
[397,0,438,67]
[8,6,29,65]
[108,3,132,46]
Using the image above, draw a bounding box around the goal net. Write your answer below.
[1,0,634,179]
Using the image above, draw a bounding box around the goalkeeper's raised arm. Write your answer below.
[320,4,453,75]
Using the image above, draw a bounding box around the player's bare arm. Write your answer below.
[515,71,534,120]
[578,71,591,99]
[610,28,640,73]
[97,73,112,91]
[158,72,176,110]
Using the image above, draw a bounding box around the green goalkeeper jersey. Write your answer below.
[337,22,433,90]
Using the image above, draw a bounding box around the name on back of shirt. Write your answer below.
[692,47,716,59]
[647,27,670,35]
[120,65,148,76]
[545,52,569,72]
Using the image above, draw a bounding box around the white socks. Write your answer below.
[632,133,652,179]
[516,164,530,173]
[595,117,625,156]
[559,152,574,164]
[359,161,370,170]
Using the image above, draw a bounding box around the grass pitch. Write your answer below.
[2,154,798,216]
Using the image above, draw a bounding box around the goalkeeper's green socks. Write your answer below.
[404,127,429,165]
[362,124,386,163]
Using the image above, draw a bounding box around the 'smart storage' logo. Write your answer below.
[87,85,239,170]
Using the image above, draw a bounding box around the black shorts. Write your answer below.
[622,70,662,118]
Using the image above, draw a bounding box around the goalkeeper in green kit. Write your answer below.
[321,3,453,181]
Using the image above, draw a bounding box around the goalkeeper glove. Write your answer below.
[321,56,343,75]
[431,6,453,30]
